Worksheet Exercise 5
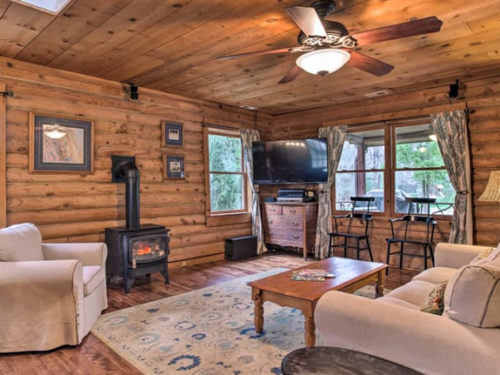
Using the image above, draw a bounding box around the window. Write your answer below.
[205,127,246,215]
[11,0,73,15]
[394,123,455,215]
[335,119,455,216]
[336,128,386,212]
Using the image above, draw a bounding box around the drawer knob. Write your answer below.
[292,221,299,226]
[289,209,296,214]
[292,235,300,239]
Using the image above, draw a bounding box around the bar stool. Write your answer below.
[328,197,374,261]
[386,197,437,274]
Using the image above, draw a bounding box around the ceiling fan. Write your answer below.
[217,1,443,84]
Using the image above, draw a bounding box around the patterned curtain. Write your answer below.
[240,129,267,254]
[315,126,347,258]
[431,110,472,244]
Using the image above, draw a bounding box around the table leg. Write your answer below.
[304,315,316,347]
[302,302,316,347]
[252,289,264,333]
[375,269,385,298]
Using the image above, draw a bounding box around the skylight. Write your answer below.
[11,0,73,15]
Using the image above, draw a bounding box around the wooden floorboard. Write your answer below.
[0,253,419,375]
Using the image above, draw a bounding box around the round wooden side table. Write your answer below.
[281,346,422,375]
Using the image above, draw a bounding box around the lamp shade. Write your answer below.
[478,171,500,202]
[296,49,351,77]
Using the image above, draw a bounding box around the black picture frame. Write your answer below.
[29,113,94,173]
[163,155,185,180]
[162,121,183,146]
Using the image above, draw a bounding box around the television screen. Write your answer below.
[252,138,328,184]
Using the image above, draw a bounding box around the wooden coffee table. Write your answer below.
[247,257,388,347]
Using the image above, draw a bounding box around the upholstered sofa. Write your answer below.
[0,223,108,352]
[315,243,500,375]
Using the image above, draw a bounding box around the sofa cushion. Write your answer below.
[421,281,447,315]
[385,280,436,307]
[412,267,457,284]
[377,296,421,311]
[82,266,105,296]
[444,256,500,328]
[0,223,43,262]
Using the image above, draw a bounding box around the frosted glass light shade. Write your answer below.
[296,49,351,77]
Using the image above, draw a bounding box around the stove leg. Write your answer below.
[161,265,170,284]
[124,277,134,293]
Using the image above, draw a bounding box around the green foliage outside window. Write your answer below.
[396,141,456,206]
[208,134,244,212]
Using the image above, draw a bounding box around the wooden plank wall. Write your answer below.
[259,74,500,268]
[0,56,269,268]
[0,82,5,227]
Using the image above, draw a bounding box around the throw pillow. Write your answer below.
[487,243,500,261]
[421,281,447,315]
[0,223,43,261]
[444,258,500,328]
[469,246,494,264]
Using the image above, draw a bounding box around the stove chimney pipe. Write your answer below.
[123,162,140,229]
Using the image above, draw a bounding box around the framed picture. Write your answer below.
[161,121,183,146]
[163,155,185,180]
[29,113,94,173]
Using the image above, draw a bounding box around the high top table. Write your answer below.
[247,257,388,347]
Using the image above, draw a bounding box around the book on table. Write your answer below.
[291,269,335,281]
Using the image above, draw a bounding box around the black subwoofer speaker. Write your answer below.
[225,235,257,260]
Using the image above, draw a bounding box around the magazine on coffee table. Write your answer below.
[291,269,335,281]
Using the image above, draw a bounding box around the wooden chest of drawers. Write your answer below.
[262,202,318,259]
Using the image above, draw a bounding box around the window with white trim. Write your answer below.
[334,120,455,216]
[205,127,247,214]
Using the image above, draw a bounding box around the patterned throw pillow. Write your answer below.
[469,246,495,265]
[421,282,447,315]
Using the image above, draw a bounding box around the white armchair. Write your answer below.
[0,223,108,352]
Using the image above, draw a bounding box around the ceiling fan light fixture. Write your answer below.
[296,48,350,76]
[44,125,67,139]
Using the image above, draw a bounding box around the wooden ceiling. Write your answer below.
[0,0,499,114]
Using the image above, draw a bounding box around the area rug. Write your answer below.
[92,269,383,375]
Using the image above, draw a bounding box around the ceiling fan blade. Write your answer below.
[217,47,297,61]
[351,16,443,46]
[286,6,327,37]
[346,50,393,76]
[279,65,302,84]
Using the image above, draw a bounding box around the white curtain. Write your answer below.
[315,126,347,258]
[431,110,473,244]
[240,129,267,254]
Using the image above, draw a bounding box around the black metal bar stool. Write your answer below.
[328,197,374,261]
[386,197,437,274]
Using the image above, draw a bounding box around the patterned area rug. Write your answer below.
[92,268,381,375]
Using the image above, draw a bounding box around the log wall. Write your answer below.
[259,74,500,268]
[0,57,270,268]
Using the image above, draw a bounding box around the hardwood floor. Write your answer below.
[0,253,419,375]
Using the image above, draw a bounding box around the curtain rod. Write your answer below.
[349,115,432,128]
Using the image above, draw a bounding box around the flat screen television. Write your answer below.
[252,138,328,184]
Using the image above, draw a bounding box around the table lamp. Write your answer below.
[478,171,500,210]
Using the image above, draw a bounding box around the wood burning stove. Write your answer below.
[105,156,170,293]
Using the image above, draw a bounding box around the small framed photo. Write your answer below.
[162,121,183,146]
[163,155,185,180]
[29,113,94,173]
